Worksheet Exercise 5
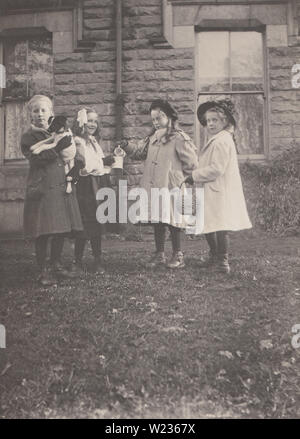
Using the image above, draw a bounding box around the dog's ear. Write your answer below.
[48,115,68,133]
[48,116,54,125]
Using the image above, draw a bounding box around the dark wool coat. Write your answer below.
[21,127,83,239]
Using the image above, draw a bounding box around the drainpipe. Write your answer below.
[115,0,123,141]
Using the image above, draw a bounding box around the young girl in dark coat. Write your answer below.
[21,95,83,286]
[71,108,115,273]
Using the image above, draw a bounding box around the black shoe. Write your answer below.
[70,260,85,276]
[166,251,185,269]
[91,257,105,274]
[37,268,57,287]
[50,262,78,279]
[199,251,217,269]
[145,252,166,269]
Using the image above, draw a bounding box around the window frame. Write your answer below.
[0,29,54,166]
[195,25,269,161]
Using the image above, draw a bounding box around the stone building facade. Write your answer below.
[0,0,299,235]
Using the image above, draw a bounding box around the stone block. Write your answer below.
[293,125,300,137]
[123,15,161,28]
[93,61,116,72]
[123,0,160,7]
[53,32,73,54]
[0,13,34,29]
[84,18,113,30]
[36,10,73,32]
[124,6,161,17]
[173,5,200,26]
[54,62,94,74]
[193,5,250,25]
[269,68,292,80]
[250,4,287,25]
[84,51,116,62]
[173,26,195,48]
[171,70,193,81]
[266,25,288,48]
[124,60,155,72]
[270,124,293,138]
[76,72,116,84]
[135,27,161,39]
[154,59,194,71]
[84,7,113,19]
[100,116,115,128]
[55,74,77,85]
[83,29,114,41]
[54,95,78,106]
[123,39,151,50]
[157,80,194,93]
[270,79,294,91]
[84,0,111,7]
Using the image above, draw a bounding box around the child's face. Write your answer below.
[151,109,169,130]
[30,101,53,129]
[86,112,98,135]
[205,110,227,136]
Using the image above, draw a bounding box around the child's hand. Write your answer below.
[31,138,56,154]
[103,155,115,166]
[184,175,194,185]
[117,140,129,153]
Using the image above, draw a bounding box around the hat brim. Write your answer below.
[197,101,236,127]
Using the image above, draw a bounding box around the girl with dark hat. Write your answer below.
[185,99,252,273]
[121,99,198,269]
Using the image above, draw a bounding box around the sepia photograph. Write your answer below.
[0,0,299,422]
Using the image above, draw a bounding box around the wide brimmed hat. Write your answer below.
[149,99,178,121]
[197,99,236,127]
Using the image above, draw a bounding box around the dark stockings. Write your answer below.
[153,223,181,253]
[205,231,229,255]
[35,234,65,270]
[75,235,102,262]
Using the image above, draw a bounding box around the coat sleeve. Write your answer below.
[175,132,198,176]
[21,132,58,167]
[192,138,231,183]
[126,136,150,161]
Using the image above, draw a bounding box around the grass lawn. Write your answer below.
[0,231,299,419]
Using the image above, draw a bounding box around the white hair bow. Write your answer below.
[77,108,88,127]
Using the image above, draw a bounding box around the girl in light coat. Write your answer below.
[185,99,252,273]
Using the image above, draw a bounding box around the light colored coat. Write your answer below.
[192,129,252,234]
[127,129,198,227]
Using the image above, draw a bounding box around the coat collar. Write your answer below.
[202,129,230,152]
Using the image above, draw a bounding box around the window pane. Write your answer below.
[3,40,28,100]
[5,101,30,160]
[197,32,230,92]
[28,37,53,96]
[3,36,53,100]
[4,40,27,75]
[197,93,264,155]
[231,32,264,91]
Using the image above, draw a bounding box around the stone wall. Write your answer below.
[269,46,300,157]
[1,0,300,235]
[54,0,196,187]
